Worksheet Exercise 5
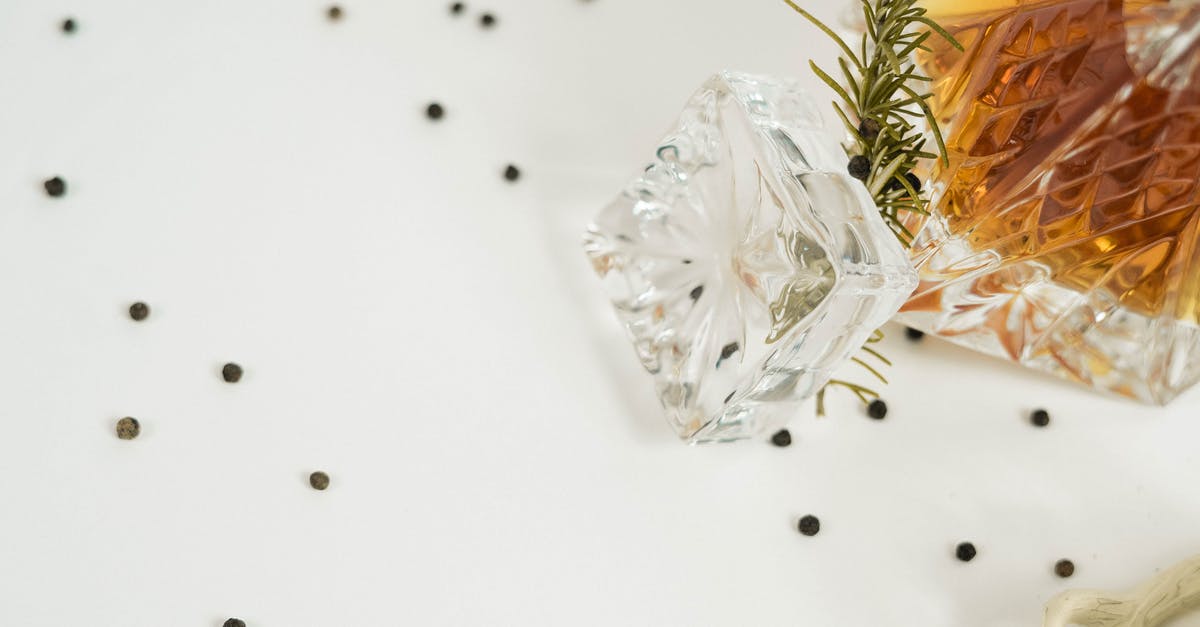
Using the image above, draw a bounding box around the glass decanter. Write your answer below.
[898,0,1200,403]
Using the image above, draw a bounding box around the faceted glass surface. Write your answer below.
[902,0,1200,403]
[583,72,917,443]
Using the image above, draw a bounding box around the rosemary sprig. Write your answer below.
[785,0,960,246]
[786,0,961,415]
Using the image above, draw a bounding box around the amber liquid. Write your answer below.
[913,0,1200,323]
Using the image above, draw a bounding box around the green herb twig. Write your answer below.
[787,0,960,415]
[785,0,960,246]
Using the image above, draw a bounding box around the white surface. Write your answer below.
[0,1,1198,626]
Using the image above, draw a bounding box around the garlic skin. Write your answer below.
[1044,555,1200,627]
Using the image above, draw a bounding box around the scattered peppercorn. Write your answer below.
[867,398,888,420]
[221,363,243,383]
[797,515,820,536]
[689,285,704,302]
[719,342,739,361]
[1055,559,1075,578]
[128,302,150,321]
[43,176,67,197]
[480,13,496,28]
[223,619,246,627]
[450,2,465,14]
[309,471,330,491]
[61,18,76,34]
[503,164,520,182]
[904,327,925,341]
[326,5,343,20]
[858,118,881,142]
[770,429,792,447]
[956,542,977,562]
[1031,408,1050,427]
[116,417,140,440]
[847,155,871,181]
[426,102,445,120]
[885,171,924,195]
[904,171,922,193]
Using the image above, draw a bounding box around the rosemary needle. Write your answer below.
[786,0,960,246]
[788,0,960,414]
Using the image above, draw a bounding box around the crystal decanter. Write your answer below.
[583,72,917,443]
[899,0,1200,403]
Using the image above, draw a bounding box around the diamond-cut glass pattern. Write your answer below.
[584,72,917,443]
[903,0,1200,403]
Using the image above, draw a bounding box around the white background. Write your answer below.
[1,1,1198,625]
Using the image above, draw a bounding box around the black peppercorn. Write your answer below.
[1031,408,1050,427]
[885,171,923,195]
[450,2,465,14]
[956,542,977,562]
[503,164,520,181]
[858,118,881,142]
[326,5,343,20]
[43,176,67,197]
[797,515,820,536]
[866,398,888,420]
[61,18,76,34]
[904,327,925,341]
[480,13,496,28]
[904,171,922,193]
[128,302,150,321]
[847,155,871,181]
[310,471,330,490]
[770,429,792,447]
[689,285,704,302]
[221,363,243,383]
[426,102,445,120]
[719,342,739,361]
[116,417,140,440]
[223,619,247,627]
[1055,559,1075,578]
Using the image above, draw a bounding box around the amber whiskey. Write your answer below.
[898,0,1200,402]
